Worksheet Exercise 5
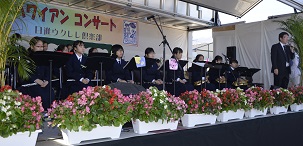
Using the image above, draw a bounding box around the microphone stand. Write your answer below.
[151,16,175,90]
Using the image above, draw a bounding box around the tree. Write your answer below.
[0,0,36,87]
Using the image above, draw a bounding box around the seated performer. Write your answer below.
[65,40,93,95]
[20,37,54,111]
[106,44,134,84]
[208,55,228,90]
[190,54,216,91]
[142,47,163,90]
[225,59,248,90]
[166,47,194,96]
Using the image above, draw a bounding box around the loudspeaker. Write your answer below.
[227,46,236,60]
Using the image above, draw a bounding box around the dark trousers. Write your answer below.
[166,82,194,96]
[19,84,55,111]
[194,83,216,92]
[273,69,289,89]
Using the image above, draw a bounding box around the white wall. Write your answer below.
[213,15,295,89]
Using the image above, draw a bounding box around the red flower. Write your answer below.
[0,85,12,92]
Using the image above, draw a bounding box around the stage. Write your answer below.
[37,111,303,146]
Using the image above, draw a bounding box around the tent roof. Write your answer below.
[180,0,262,18]
[45,0,214,31]
[277,0,303,11]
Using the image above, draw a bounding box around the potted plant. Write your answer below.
[0,85,43,146]
[48,86,132,145]
[244,86,274,117]
[180,89,221,127]
[288,86,303,111]
[216,88,248,122]
[130,86,187,134]
[270,88,295,115]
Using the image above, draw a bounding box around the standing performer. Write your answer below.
[289,45,301,87]
[271,32,294,88]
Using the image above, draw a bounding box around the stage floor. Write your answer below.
[36,110,303,146]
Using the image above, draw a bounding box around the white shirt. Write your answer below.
[75,53,82,62]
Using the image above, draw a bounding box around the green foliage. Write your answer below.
[0,85,44,138]
[48,86,132,132]
[275,15,303,85]
[130,87,187,123]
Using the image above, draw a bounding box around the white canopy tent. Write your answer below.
[212,14,302,89]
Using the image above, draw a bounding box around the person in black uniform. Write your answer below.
[106,44,134,84]
[20,37,54,111]
[271,32,295,88]
[225,59,239,89]
[208,55,228,90]
[190,54,216,91]
[142,47,163,90]
[166,47,194,96]
[65,40,93,95]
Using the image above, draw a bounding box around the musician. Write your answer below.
[55,44,69,53]
[190,54,216,91]
[65,40,93,94]
[43,41,48,51]
[225,59,240,89]
[208,55,227,90]
[89,48,98,54]
[166,47,194,96]
[142,47,163,90]
[106,44,134,84]
[20,37,54,111]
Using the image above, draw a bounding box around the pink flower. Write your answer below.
[85,106,90,113]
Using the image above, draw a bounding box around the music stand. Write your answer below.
[191,61,213,91]
[30,51,71,105]
[124,57,155,85]
[159,60,188,95]
[86,53,114,86]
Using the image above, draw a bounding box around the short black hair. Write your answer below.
[230,59,238,64]
[89,48,97,54]
[279,32,289,41]
[212,55,223,63]
[56,44,66,51]
[73,40,84,49]
[43,41,48,44]
[111,44,124,58]
[145,47,155,56]
[193,54,204,62]
[66,44,72,47]
[173,47,183,54]
[29,36,42,47]
[12,33,21,39]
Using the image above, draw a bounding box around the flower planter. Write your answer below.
[244,108,268,118]
[61,125,122,145]
[290,103,303,112]
[0,130,41,146]
[132,119,178,134]
[217,109,245,122]
[181,114,217,127]
[270,106,288,115]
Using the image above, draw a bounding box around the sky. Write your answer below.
[193,0,295,45]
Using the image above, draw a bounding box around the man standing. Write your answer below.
[271,32,295,88]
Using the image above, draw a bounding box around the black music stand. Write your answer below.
[86,53,114,86]
[159,60,188,95]
[124,57,155,85]
[191,61,213,91]
[30,51,71,105]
